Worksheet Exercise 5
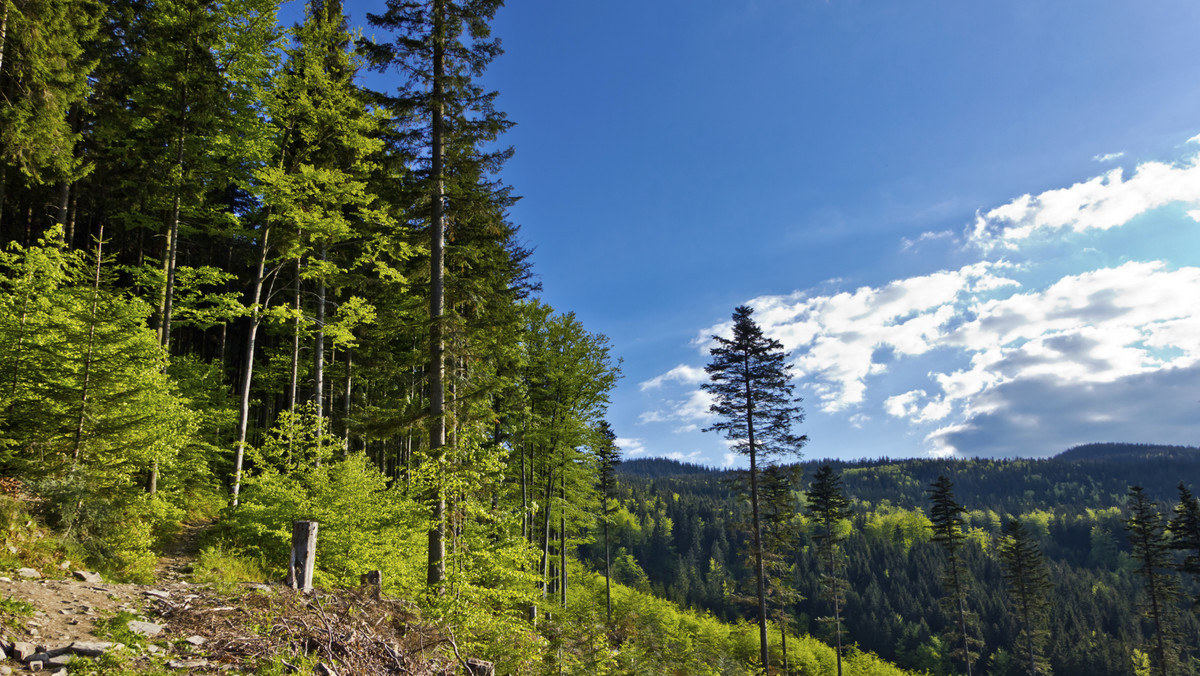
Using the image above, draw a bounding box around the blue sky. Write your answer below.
[336,1,1200,465]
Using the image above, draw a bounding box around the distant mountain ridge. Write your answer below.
[1054,441,1199,463]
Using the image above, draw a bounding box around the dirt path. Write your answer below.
[155,519,213,583]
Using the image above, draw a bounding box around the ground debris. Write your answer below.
[160,586,458,675]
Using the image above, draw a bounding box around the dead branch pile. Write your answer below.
[156,585,472,675]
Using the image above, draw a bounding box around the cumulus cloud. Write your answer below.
[925,365,1200,458]
[969,152,1200,249]
[1093,151,1125,162]
[638,138,1200,460]
[616,437,649,456]
[639,364,707,390]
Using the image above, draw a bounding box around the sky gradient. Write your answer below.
[339,0,1200,466]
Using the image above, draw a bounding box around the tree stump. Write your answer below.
[287,520,318,592]
[466,658,495,675]
[360,569,383,599]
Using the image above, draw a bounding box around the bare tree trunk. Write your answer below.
[313,243,326,464]
[289,257,300,410]
[744,371,769,673]
[72,227,104,464]
[232,223,271,506]
[426,0,447,589]
[342,349,352,456]
[559,469,567,606]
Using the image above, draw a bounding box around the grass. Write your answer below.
[192,543,267,591]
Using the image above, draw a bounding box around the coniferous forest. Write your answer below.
[1,1,1199,675]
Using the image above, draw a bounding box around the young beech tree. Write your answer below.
[927,474,979,676]
[806,463,853,676]
[702,304,806,673]
[997,519,1051,676]
[1126,485,1181,676]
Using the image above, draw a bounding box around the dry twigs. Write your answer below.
[159,585,463,674]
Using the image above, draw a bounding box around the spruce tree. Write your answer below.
[806,463,853,676]
[927,474,979,676]
[997,519,1051,675]
[363,0,511,589]
[1126,484,1181,676]
[593,420,620,624]
[702,304,806,673]
[1168,482,1200,612]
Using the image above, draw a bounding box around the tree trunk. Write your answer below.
[72,227,104,464]
[426,0,447,589]
[559,469,567,606]
[830,543,843,676]
[232,223,271,506]
[313,243,326,464]
[159,64,189,353]
[744,368,769,673]
[289,257,301,410]
[603,488,612,623]
[342,348,352,456]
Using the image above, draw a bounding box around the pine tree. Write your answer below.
[702,304,806,673]
[997,519,1051,675]
[1168,482,1200,613]
[1126,484,1181,676]
[927,474,979,676]
[806,463,853,676]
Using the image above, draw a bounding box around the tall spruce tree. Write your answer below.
[1168,482,1200,613]
[702,304,806,673]
[806,463,853,676]
[363,0,511,589]
[927,474,979,676]
[593,419,620,624]
[997,519,1051,676]
[1126,484,1181,676]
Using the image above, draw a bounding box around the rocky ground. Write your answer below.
[0,525,486,675]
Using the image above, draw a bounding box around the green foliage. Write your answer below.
[193,543,267,590]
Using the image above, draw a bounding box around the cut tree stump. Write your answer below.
[287,520,318,592]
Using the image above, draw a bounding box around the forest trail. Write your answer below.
[154,519,213,583]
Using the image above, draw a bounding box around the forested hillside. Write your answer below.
[589,449,1200,675]
[0,1,923,674]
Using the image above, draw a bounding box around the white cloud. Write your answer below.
[1189,133,1200,145]
[673,423,699,433]
[638,410,670,424]
[970,152,1200,249]
[1093,151,1125,162]
[616,437,649,456]
[664,450,704,462]
[900,229,954,251]
[639,364,707,391]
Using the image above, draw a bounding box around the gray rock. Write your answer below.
[0,665,11,675]
[68,641,113,657]
[184,635,206,647]
[126,620,163,637]
[15,568,40,580]
[26,659,42,671]
[143,590,170,600]
[47,654,71,666]
[72,570,102,584]
[12,642,37,661]
[167,659,208,669]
